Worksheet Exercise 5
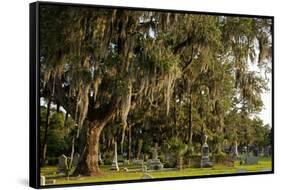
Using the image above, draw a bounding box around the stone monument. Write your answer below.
[200,134,212,168]
[72,153,80,166]
[57,154,68,174]
[110,141,119,171]
[244,156,259,165]
[147,143,164,170]
[40,176,45,186]
[264,146,270,157]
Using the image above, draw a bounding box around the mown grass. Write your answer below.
[41,157,272,186]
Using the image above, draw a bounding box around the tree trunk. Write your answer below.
[67,137,75,180]
[188,85,193,145]
[127,125,132,161]
[120,127,126,155]
[41,98,51,166]
[234,140,239,157]
[215,123,223,154]
[53,84,120,176]
[177,156,183,170]
[173,92,177,137]
[74,122,103,176]
[136,139,143,160]
[64,112,69,128]
[56,103,60,113]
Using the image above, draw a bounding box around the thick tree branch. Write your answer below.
[173,35,192,54]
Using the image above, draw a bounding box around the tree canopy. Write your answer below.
[39,5,272,176]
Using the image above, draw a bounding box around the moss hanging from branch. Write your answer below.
[120,78,132,153]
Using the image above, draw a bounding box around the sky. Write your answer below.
[259,74,272,127]
[248,57,272,127]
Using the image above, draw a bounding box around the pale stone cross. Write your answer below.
[152,143,160,159]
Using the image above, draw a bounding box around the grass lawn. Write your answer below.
[40,157,272,186]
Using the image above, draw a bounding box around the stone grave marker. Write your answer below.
[147,143,164,170]
[132,159,144,165]
[264,146,270,157]
[72,153,80,167]
[45,179,56,185]
[260,168,271,172]
[123,159,129,165]
[98,152,104,165]
[200,135,212,168]
[142,165,147,172]
[40,176,45,186]
[244,156,259,165]
[236,169,247,173]
[57,154,68,174]
[110,141,119,171]
[141,173,153,179]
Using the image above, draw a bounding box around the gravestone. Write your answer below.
[264,146,270,157]
[152,143,159,160]
[200,135,212,168]
[72,153,80,166]
[40,176,45,186]
[141,173,153,179]
[132,159,144,165]
[45,179,56,185]
[244,156,259,165]
[98,152,104,165]
[110,141,119,171]
[260,168,271,172]
[236,169,247,173]
[123,159,129,165]
[57,154,68,174]
[142,165,147,172]
[253,146,259,156]
[147,143,164,170]
[268,146,272,155]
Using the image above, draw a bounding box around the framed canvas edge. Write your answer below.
[30,2,41,189]
[29,1,275,189]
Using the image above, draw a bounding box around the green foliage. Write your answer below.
[40,106,75,161]
[166,137,188,157]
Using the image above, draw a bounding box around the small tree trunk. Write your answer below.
[215,124,223,154]
[41,98,51,166]
[173,92,177,137]
[127,125,132,161]
[177,156,183,170]
[136,139,143,160]
[188,84,193,145]
[234,140,239,157]
[120,126,126,155]
[56,103,60,113]
[64,112,69,128]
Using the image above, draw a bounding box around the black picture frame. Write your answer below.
[30,1,274,189]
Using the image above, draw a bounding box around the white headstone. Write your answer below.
[40,176,45,186]
[110,142,119,171]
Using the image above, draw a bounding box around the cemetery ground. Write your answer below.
[41,157,271,185]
